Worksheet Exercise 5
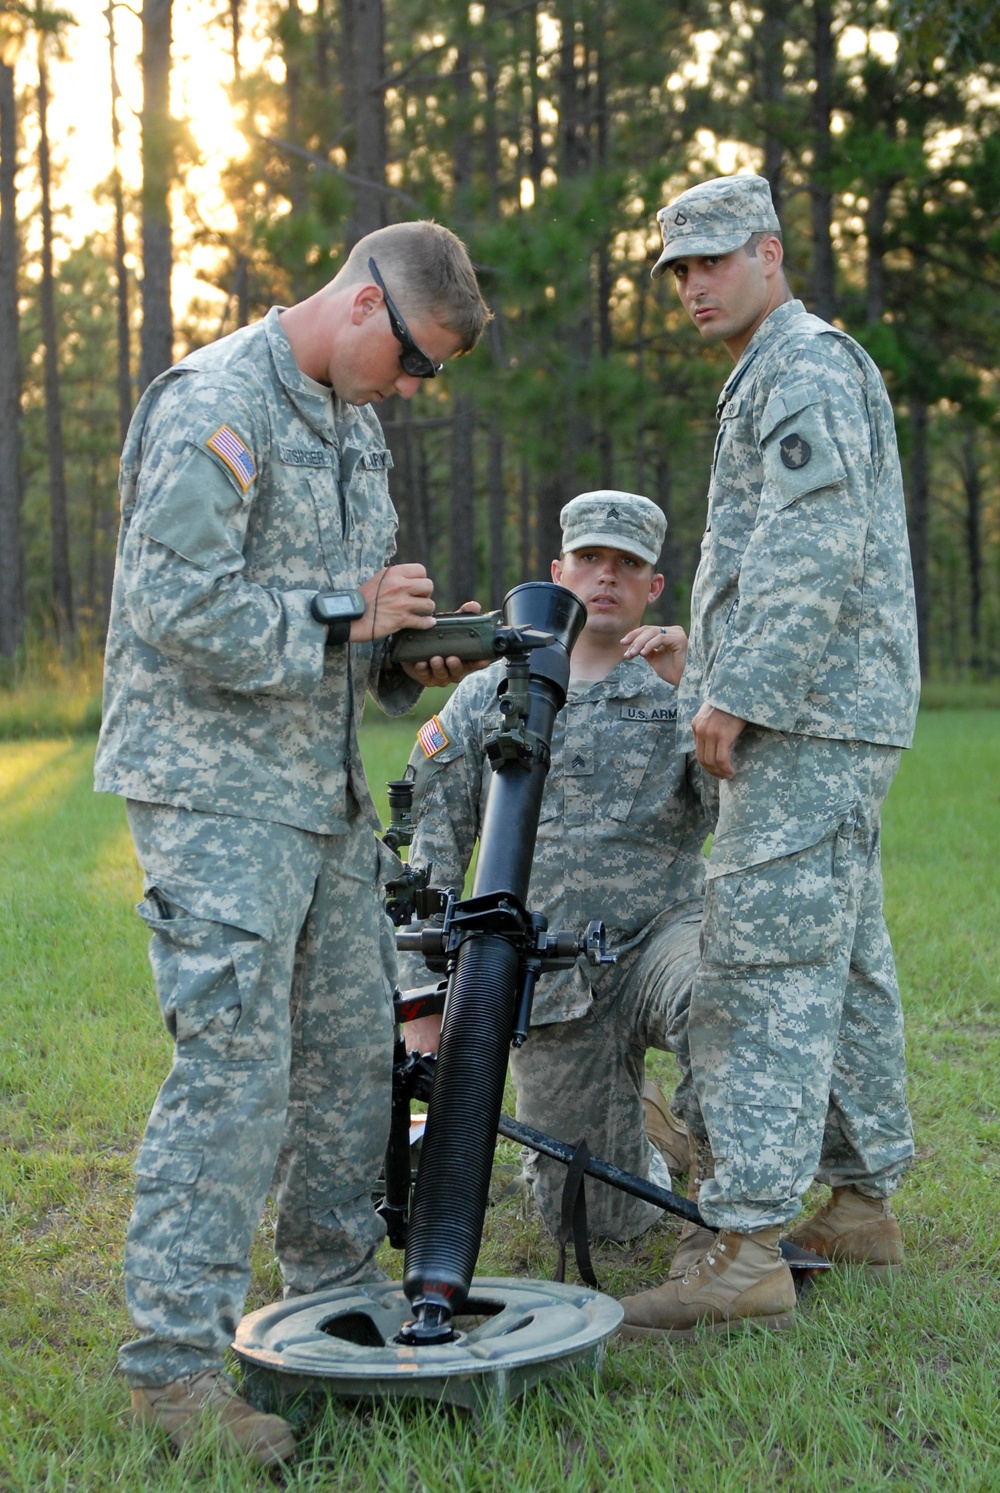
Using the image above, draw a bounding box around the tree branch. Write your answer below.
[254,131,422,210]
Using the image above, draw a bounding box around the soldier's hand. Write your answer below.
[353,564,435,642]
[622,623,688,686]
[692,702,746,780]
[402,1012,442,1055]
[400,599,493,685]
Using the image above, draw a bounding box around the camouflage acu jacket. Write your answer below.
[398,658,711,1024]
[678,299,920,749]
[95,307,421,833]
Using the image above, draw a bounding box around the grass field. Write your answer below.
[1,707,998,1491]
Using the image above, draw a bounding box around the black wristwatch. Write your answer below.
[310,589,366,645]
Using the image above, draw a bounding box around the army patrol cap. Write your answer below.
[560,491,666,566]
[652,174,781,279]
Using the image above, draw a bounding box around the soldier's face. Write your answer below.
[667,245,775,359]
[333,289,463,405]
[551,547,663,638]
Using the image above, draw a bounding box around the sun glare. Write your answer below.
[35,0,266,320]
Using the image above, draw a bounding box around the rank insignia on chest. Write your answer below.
[417,716,449,758]
[206,425,257,491]
[779,433,812,470]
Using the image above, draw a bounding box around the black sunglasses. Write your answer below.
[368,257,442,379]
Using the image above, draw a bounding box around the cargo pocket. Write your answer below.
[702,833,847,968]
[137,888,270,1061]
[722,1080,809,1206]
[127,1143,203,1282]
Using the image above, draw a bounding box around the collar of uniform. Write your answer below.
[263,306,337,443]
[716,298,807,416]
[571,656,668,702]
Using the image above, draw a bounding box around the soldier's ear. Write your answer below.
[551,558,563,584]
[760,236,784,277]
[351,283,383,325]
[647,571,665,603]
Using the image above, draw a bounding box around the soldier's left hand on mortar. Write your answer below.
[621,623,689,686]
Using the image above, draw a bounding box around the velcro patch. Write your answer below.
[206,425,257,492]
[279,445,333,468]
[417,716,449,758]
[357,449,393,471]
[620,705,676,722]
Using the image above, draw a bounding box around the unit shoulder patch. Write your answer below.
[417,716,450,758]
[779,433,812,471]
[206,425,257,491]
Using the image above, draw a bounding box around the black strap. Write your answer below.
[555,1138,598,1290]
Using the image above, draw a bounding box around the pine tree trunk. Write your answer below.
[344,0,385,248]
[106,4,132,444]
[757,0,786,217]
[0,58,23,661]
[449,395,477,607]
[139,0,174,391]
[37,39,73,639]
[961,423,982,673]
[809,0,835,320]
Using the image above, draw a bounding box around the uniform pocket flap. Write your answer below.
[134,1145,204,1186]
[138,877,274,939]
[759,381,821,443]
[728,1077,802,1111]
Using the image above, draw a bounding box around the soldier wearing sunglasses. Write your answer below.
[97,221,491,1467]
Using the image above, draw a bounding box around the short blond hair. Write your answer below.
[341,222,490,352]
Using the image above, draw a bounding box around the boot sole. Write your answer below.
[618,1311,795,1343]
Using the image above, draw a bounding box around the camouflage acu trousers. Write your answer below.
[691,731,914,1234]
[510,904,702,1241]
[119,801,397,1386]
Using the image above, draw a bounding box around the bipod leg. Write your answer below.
[497,1114,831,1285]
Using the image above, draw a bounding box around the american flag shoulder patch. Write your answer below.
[417,716,449,758]
[205,425,257,492]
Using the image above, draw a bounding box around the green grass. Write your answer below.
[1,710,998,1491]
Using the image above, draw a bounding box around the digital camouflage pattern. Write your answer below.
[400,656,710,1021]
[652,172,781,277]
[95,306,421,835]
[120,803,399,1385]
[511,906,702,1239]
[677,298,920,751]
[690,732,914,1232]
[674,290,917,1233]
[559,490,667,566]
[98,308,415,1385]
[400,657,712,1238]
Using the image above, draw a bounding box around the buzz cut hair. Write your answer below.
[341,221,491,353]
[744,229,783,257]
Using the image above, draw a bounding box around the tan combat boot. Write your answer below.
[669,1133,716,1279]
[642,1080,690,1178]
[131,1368,297,1468]
[619,1226,796,1341]
[783,1186,904,1271]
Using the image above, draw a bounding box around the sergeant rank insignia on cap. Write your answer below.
[417,715,449,758]
[206,425,257,492]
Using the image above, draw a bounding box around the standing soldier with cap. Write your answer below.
[398,491,714,1244]
[619,176,920,1340]
[96,221,490,1464]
